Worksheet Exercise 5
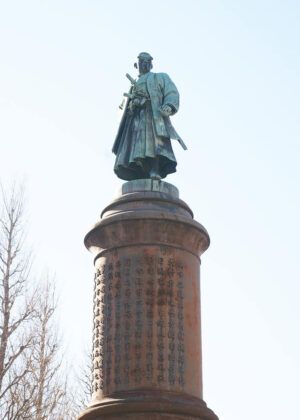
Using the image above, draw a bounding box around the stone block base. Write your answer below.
[78,180,218,420]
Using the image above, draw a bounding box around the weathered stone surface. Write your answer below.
[79,389,217,419]
[78,180,218,420]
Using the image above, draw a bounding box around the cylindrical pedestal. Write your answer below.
[78,180,218,420]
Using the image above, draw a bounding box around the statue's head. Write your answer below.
[136,52,153,75]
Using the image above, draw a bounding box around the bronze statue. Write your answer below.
[112,52,186,181]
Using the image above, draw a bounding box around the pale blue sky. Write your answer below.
[1,1,300,419]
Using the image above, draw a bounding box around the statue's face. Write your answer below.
[138,58,152,75]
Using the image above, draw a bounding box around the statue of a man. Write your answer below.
[112,52,186,181]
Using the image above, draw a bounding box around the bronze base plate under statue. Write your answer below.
[78,179,218,420]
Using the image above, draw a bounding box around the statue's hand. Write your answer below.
[160,104,173,117]
[129,98,140,112]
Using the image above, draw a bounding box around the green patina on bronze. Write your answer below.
[112,52,187,181]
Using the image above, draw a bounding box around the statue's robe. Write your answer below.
[112,72,182,181]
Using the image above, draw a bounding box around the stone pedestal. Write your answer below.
[78,180,218,420]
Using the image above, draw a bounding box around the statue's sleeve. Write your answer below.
[160,73,180,114]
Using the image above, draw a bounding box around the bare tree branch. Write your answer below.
[0,184,33,403]
[0,183,83,418]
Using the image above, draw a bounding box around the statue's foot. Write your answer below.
[149,170,161,180]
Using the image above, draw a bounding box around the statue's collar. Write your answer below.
[138,71,152,79]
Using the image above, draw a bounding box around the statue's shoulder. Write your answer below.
[155,72,171,79]
[150,72,172,88]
